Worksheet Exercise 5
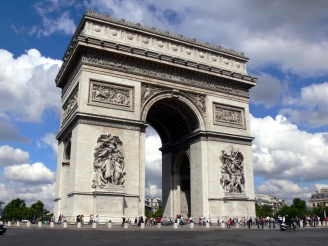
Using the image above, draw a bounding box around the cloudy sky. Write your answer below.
[0,0,327,208]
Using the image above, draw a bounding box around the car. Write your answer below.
[0,223,6,235]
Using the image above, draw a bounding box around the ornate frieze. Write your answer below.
[85,10,246,58]
[141,85,162,106]
[78,119,141,131]
[81,54,249,97]
[89,81,134,111]
[62,88,78,123]
[92,134,126,189]
[213,103,245,129]
[219,146,245,194]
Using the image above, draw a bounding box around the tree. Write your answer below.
[311,203,325,218]
[291,198,307,217]
[2,198,28,221]
[27,200,48,222]
[255,204,273,218]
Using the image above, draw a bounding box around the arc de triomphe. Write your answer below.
[54,10,257,222]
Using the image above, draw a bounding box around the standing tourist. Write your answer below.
[217,217,220,226]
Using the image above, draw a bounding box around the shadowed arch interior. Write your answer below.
[146,98,199,144]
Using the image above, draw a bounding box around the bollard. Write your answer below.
[221,222,225,228]
[50,222,54,227]
[190,222,194,229]
[63,222,67,228]
[16,221,20,227]
[318,222,321,227]
[108,223,112,229]
[157,223,161,229]
[174,223,178,229]
[140,223,145,229]
[7,221,12,227]
[92,222,97,228]
[300,221,303,228]
[0,221,3,225]
[38,221,42,227]
[206,222,210,228]
[27,221,31,227]
[236,222,239,228]
[77,222,81,228]
[124,223,128,229]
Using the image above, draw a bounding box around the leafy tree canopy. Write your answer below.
[2,198,28,221]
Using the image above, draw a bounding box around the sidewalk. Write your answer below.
[5,223,328,231]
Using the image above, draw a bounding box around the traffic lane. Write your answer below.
[1,228,327,246]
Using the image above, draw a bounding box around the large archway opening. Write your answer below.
[144,96,201,218]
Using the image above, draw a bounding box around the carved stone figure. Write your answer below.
[219,146,245,193]
[62,90,78,122]
[141,85,162,105]
[91,134,126,189]
[91,84,130,106]
[215,108,242,125]
[187,93,206,116]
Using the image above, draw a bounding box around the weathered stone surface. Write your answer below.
[54,10,257,223]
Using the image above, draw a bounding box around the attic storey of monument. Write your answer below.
[54,10,258,222]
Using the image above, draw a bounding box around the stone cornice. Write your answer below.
[56,35,257,90]
[84,10,246,58]
[56,112,147,142]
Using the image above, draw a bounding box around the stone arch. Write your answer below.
[141,90,205,144]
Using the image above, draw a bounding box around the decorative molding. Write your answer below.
[81,54,249,97]
[62,87,78,123]
[213,103,245,129]
[92,134,126,189]
[203,136,251,146]
[78,119,140,131]
[220,146,245,194]
[89,80,134,111]
[85,10,246,58]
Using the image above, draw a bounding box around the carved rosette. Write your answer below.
[213,103,245,129]
[219,146,245,194]
[187,93,206,117]
[89,81,133,111]
[141,85,162,106]
[92,134,126,189]
[62,89,78,123]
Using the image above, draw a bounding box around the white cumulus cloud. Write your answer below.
[0,145,30,166]
[0,49,62,122]
[4,162,55,184]
[251,114,328,182]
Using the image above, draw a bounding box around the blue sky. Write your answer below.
[0,0,328,208]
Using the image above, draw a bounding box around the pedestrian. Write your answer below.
[217,217,220,226]
[121,217,125,227]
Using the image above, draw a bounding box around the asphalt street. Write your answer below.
[1,226,327,246]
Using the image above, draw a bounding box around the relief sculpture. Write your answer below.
[91,134,126,189]
[215,108,241,124]
[91,83,130,106]
[141,85,162,105]
[219,146,245,194]
[62,89,78,122]
[187,93,206,116]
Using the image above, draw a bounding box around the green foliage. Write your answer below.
[144,206,163,218]
[255,203,273,218]
[26,200,49,221]
[277,198,308,218]
[2,198,28,221]
[311,203,325,218]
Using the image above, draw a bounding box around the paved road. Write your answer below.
[1,226,327,246]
